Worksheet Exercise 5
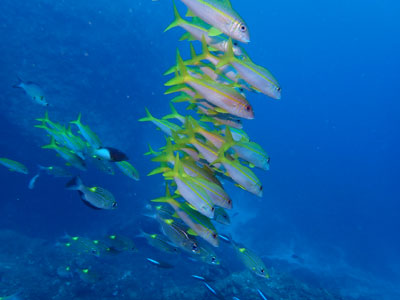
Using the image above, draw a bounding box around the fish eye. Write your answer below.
[192,243,198,252]
[211,257,216,263]
[246,105,251,112]
[212,233,217,239]
[228,199,232,204]
[277,87,281,92]
[91,249,97,254]
[112,202,118,208]
[239,24,247,32]
[260,186,263,191]
[211,207,215,211]
[261,268,264,273]
[233,42,238,46]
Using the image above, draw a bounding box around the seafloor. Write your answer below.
[0,229,346,300]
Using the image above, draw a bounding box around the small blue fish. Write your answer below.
[203,282,224,299]
[257,289,268,300]
[146,258,174,269]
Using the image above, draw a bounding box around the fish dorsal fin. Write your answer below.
[187,228,198,236]
[221,0,233,9]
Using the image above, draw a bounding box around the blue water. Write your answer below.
[0,0,399,299]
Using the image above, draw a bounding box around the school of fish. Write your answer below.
[1,0,281,298]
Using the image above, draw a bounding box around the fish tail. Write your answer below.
[135,229,147,239]
[164,1,184,32]
[70,112,82,125]
[216,38,235,68]
[37,164,46,171]
[41,137,58,150]
[164,75,185,87]
[150,196,170,204]
[12,75,23,88]
[164,50,187,87]
[35,111,50,123]
[147,166,170,176]
[222,126,236,149]
[138,107,155,122]
[170,92,193,103]
[162,103,184,123]
[176,49,188,77]
[65,176,83,190]
[144,144,160,156]
[179,32,195,42]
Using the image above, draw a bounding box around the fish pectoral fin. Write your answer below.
[187,228,198,236]
[80,198,102,210]
[234,184,247,191]
[185,9,196,17]
[208,27,223,37]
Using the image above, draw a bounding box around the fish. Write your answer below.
[165,52,254,119]
[178,0,250,43]
[36,111,65,131]
[193,241,220,264]
[79,268,100,284]
[137,230,179,253]
[93,147,129,162]
[104,234,137,253]
[146,258,174,269]
[35,123,68,147]
[150,213,200,254]
[213,150,263,197]
[199,114,243,129]
[224,127,270,171]
[217,39,281,99]
[257,289,268,300]
[62,235,101,257]
[56,265,73,279]
[162,102,186,124]
[37,165,72,177]
[0,158,28,174]
[174,124,221,168]
[139,107,182,136]
[65,176,117,210]
[203,282,224,299]
[42,138,86,171]
[151,138,221,186]
[163,155,216,219]
[218,233,232,244]
[220,127,249,142]
[116,161,140,181]
[165,3,245,55]
[13,76,48,106]
[151,185,219,247]
[28,173,41,189]
[90,157,115,175]
[232,240,269,278]
[70,113,102,148]
[62,127,88,158]
[213,207,230,225]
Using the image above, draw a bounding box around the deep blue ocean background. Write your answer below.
[0,0,399,299]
